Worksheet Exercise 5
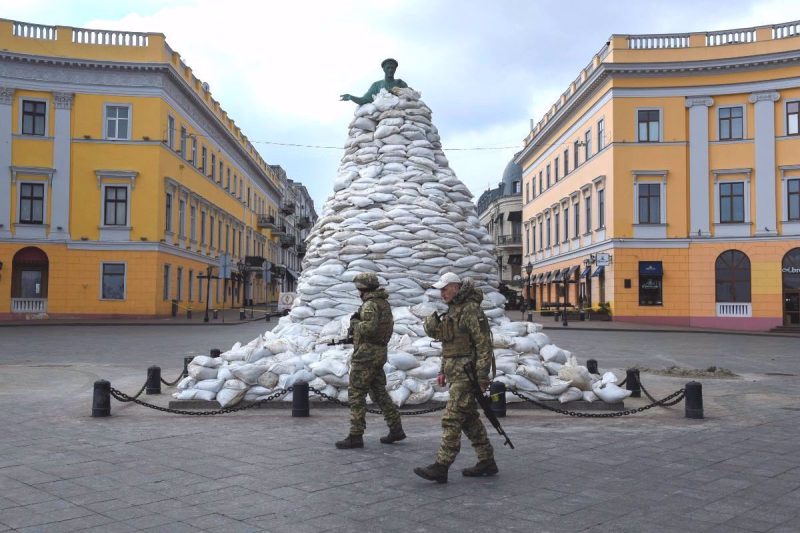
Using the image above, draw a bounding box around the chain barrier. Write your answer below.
[160,371,185,387]
[307,386,447,416]
[108,386,292,415]
[508,388,686,418]
[113,381,147,402]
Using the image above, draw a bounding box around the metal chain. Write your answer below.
[508,388,686,417]
[307,386,447,416]
[160,371,185,387]
[109,386,292,415]
[113,382,147,402]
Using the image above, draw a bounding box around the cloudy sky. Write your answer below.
[5,0,800,210]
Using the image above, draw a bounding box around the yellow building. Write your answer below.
[0,19,289,319]
[518,20,800,331]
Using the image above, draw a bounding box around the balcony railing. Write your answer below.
[716,302,752,317]
[280,201,295,215]
[273,224,287,236]
[296,243,307,255]
[257,215,276,229]
[12,21,57,40]
[628,33,689,49]
[244,255,267,267]
[11,298,48,314]
[271,264,286,278]
[296,216,311,229]
[280,234,296,248]
[496,234,522,246]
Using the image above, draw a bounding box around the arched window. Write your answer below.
[715,250,751,302]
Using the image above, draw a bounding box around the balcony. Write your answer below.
[272,224,287,236]
[496,234,522,247]
[296,216,311,229]
[280,201,295,215]
[716,302,752,317]
[11,298,47,314]
[244,255,267,268]
[280,234,296,248]
[271,264,286,278]
[257,215,276,229]
[296,242,307,256]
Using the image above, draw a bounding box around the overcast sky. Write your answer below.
[5,0,800,210]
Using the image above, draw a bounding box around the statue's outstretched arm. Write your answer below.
[340,82,379,105]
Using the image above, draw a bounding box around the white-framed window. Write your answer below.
[178,198,186,238]
[546,165,551,188]
[18,181,46,224]
[210,154,216,179]
[585,193,592,233]
[513,180,521,194]
[638,184,660,224]
[20,98,48,136]
[163,264,171,300]
[584,129,592,159]
[176,267,183,301]
[226,168,231,190]
[180,127,187,158]
[632,171,668,238]
[598,188,606,229]
[636,108,661,142]
[165,192,173,232]
[190,205,197,242]
[597,118,605,151]
[786,100,799,136]
[104,104,131,140]
[719,182,746,223]
[219,161,224,184]
[712,170,751,237]
[788,178,800,221]
[573,198,580,239]
[167,115,175,148]
[191,137,197,166]
[101,262,126,300]
[545,215,551,248]
[102,185,129,226]
[201,210,207,245]
[573,140,580,168]
[188,270,194,302]
[555,157,560,181]
[718,105,745,140]
[210,215,215,248]
[563,205,569,242]
[200,146,207,173]
[563,148,569,175]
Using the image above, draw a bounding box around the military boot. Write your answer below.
[380,425,406,444]
[462,458,498,477]
[335,434,364,449]
[413,463,448,484]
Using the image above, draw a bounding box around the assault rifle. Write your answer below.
[464,361,515,449]
[326,336,354,346]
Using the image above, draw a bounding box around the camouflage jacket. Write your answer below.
[350,289,394,363]
[423,281,493,383]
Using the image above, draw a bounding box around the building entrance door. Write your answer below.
[784,292,800,326]
[782,248,800,326]
[20,270,43,298]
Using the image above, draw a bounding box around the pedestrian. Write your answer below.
[520,299,527,320]
[335,272,406,449]
[414,272,497,483]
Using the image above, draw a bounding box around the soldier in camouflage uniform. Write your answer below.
[335,272,405,449]
[414,272,497,483]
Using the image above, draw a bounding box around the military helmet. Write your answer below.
[354,272,380,290]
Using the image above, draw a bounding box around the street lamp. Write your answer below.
[525,261,534,321]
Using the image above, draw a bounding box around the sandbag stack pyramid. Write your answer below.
[175,88,630,408]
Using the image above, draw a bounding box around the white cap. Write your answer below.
[432,272,462,289]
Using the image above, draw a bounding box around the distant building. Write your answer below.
[476,158,523,305]
[518,20,800,330]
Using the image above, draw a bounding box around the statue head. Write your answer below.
[381,58,398,76]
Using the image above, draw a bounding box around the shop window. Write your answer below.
[19,183,45,224]
[715,250,751,303]
[101,263,126,300]
[105,105,131,140]
[21,99,46,136]
[639,261,663,306]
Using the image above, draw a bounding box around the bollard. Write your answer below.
[183,356,193,378]
[586,359,598,374]
[210,348,221,358]
[527,312,533,322]
[292,382,310,417]
[92,380,111,417]
[625,368,641,398]
[554,311,560,322]
[239,308,246,320]
[265,312,270,322]
[212,309,219,320]
[579,309,586,321]
[489,381,507,418]
[146,366,161,395]
[187,306,192,320]
[562,311,569,327]
[685,381,703,419]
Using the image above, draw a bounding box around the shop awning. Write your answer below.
[552,269,563,282]
[507,211,522,222]
[507,254,522,265]
[286,268,300,280]
[591,265,605,277]
[565,265,580,279]
[639,261,663,276]
[579,266,592,279]
[542,271,552,283]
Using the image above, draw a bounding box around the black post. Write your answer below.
[146,366,161,395]
[586,359,598,375]
[239,308,246,320]
[171,299,178,317]
[685,381,703,419]
[213,309,219,320]
[292,382,310,417]
[562,281,569,326]
[186,307,192,320]
[625,369,641,398]
[489,381,507,418]
[210,348,221,358]
[92,380,111,417]
[204,267,212,322]
[183,356,193,378]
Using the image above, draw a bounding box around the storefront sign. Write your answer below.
[782,266,800,274]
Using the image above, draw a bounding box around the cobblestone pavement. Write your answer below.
[0,324,798,532]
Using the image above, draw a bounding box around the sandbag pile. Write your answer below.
[174,88,628,407]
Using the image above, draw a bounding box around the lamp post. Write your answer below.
[525,261,534,321]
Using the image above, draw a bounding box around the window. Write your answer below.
[200,146,207,173]
[105,105,130,140]
[104,186,128,226]
[639,261,663,306]
[563,149,569,175]
[789,179,800,221]
[719,106,743,140]
[597,119,605,151]
[227,168,231,190]
[574,202,580,238]
[191,137,197,166]
[555,157,560,181]
[239,179,243,199]
[510,180,520,194]
[165,193,173,232]
[563,207,569,242]
[546,217,551,247]
[638,183,660,224]
[787,101,799,136]
[201,211,207,245]
[180,127,187,158]
[531,225,536,252]
[538,171,543,192]
[211,154,216,179]
[525,227,530,253]
[715,250,751,303]
[637,110,660,142]
[584,130,592,159]
[573,140,580,168]
[538,223,543,250]
[178,199,186,238]
[546,165,551,188]
[210,215,215,248]
[218,220,223,252]
[176,267,183,301]
[190,205,197,242]
[585,195,592,233]
[167,115,175,148]
[163,265,171,300]
[21,100,46,136]
[102,263,126,300]
[554,212,560,245]
[219,162,224,184]
[19,183,44,224]
[225,223,230,253]
[526,182,530,203]
[598,189,605,228]
[188,270,194,302]
[719,182,745,223]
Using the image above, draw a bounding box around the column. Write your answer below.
[685,96,713,237]
[749,90,780,236]
[0,87,13,239]
[50,92,73,240]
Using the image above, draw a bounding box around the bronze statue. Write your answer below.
[340,58,409,105]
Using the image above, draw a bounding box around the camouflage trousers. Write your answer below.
[348,358,402,436]
[435,381,494,466]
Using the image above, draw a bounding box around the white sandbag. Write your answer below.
[257,371,279,389]
[310,384,338,401]
[496,322,528,337]
[558,387,584,404]
[540,344,568,364]
[217,366,233,381]
[558,360,594,391]
[406,383,434,404]
[495,357,518,375]
[582,390,598,402]
[388,351,420,370]
[432,391,450,402]
[517,363,550,385]
[173,388,216,401]
[539,376,573,396]
[508,374,539,392]
[232,363,268,385]
[389,385,411,406]
[318,373,349,388]
[385,370,406,390]
[176,376,196,390]
[592,381,632,403]
[190,355,221,368]
[544,362,563,375]
[601,371,619,385]
[492,333,514,348]
[309,358,349,377]
[265,338,292,355]
[245,346,271,364]
[268,361,298,376]
[195,378,225,393]
[188,363,218,381]
[216,387,246,407]
[512,336,539,354]
[407,363,440,380]
[529,332,551,350]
